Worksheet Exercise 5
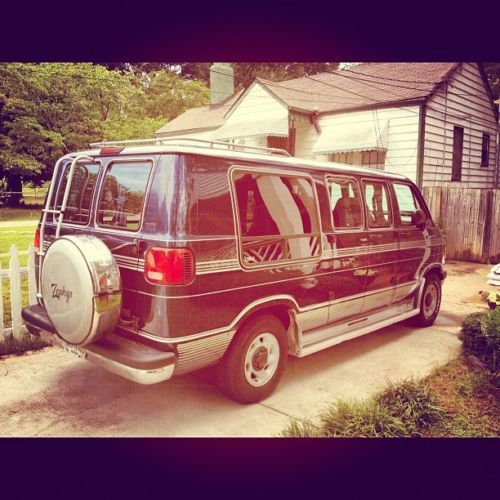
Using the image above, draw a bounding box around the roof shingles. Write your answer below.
[156,63,459,136]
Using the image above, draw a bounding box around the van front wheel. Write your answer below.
[216,315,288,404]
[411,274,442,327]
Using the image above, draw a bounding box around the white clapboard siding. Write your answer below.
[315,106,421,182]
[423,63,498,189]
[1,244,37,341]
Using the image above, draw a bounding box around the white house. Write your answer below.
[155,62,499,189]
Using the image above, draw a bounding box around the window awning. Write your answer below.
[313,120,389,155]
[211,114,289,140]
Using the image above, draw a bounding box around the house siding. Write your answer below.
[294,119,319,159]
[422,63,498,188]
[314,106,421,182]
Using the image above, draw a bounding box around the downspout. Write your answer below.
[495,109,499,189]
[310,111,321,134]
[416,100,427,189]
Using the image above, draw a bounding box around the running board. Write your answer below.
[296,306,419,358]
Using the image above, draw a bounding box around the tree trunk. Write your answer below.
[6,174,23,207]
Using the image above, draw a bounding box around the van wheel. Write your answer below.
[216,314,288,404]
[410,274,442,327]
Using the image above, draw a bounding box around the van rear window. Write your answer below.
[97,161,152,231]
[55,162,100,225]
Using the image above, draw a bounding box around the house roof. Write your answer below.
[155,89,244,136]
[255,62,459,114]
[155,63,459,136]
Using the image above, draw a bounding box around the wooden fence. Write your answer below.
[0,244,37,341]
[423,187,500,264]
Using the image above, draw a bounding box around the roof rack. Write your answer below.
[89,137,291,157]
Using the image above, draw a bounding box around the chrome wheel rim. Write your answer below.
[423,283,439,318]
[244,333,280,387]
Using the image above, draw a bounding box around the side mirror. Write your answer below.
[411,208,427,229]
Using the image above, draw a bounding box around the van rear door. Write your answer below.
[87,157,156,333]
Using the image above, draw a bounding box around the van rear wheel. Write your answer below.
[410,274,442,327]
[216,314,288,404]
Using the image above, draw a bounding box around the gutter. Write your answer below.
[416,100,427,189]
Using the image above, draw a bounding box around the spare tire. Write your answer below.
[41,235,122,346]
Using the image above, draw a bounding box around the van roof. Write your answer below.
[73,143,409,181]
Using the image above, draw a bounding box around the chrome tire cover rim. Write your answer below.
[423,283,439,318]
[244,332,280,387]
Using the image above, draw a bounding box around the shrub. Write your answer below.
[375,379,444,436]
[480,308,500,371]
[0,334,48,357]
[320,400,408,438]
[459,310,500,372]
[459,312,488,355]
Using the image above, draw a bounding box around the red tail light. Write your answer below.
[144,247,195,285]
[34,228,41,252]
[100,146,124,156]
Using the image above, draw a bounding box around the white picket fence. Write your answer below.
[0,244,37,341]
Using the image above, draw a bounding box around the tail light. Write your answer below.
[144,247,195,285]
[34,227,41,253]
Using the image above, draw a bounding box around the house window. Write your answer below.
[451,126,464,181]
[330,150,385,170]
[481,133,490,167]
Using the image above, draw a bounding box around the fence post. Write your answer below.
[9,245,23,339]
[0,260,4,340]
[27,244,37,305]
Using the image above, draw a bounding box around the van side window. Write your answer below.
[97,161,152,231]
[393,183,422,226]
[55,162,100,225]
[363,180,392,228]
[327,177,363,229]
[232,170,321,268]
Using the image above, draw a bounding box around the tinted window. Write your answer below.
[97,161,152,231]
[363,180,392,228]
[190,164,234,235]
[328,177,363,229]
[393,183,421,225]
[232,169,320,267]
[55,162,100,225]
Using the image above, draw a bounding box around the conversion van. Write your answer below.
[22,138,446,403]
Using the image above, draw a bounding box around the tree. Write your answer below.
[0,63,210,206]
[483,63,500,101]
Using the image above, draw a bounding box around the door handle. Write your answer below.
[359,237,368,243]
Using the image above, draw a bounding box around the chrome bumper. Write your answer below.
[36,329,175,385]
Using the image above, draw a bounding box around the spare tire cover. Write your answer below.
[41,235,122,346]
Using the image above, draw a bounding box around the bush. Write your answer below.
[459,310,500,372]
[375,379,443,436]
[279,419,321,438]
[0,334,48,357]
[320,399,408,438]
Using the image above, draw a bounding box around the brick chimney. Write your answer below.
[210,63,234,105]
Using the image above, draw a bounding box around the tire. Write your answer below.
[410,273,442,327]
[216,314,288,404]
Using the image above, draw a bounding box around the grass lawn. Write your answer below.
[0,207,41,221]
[1,225,36,328]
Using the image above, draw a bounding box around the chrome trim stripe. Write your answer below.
[174,330,236,375]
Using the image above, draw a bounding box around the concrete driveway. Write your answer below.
[0,261,491,437]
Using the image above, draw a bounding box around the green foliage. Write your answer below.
[280,378,444,438]
[459,310,500,372]
[0,63,210,205]
[375,379,444,435]
[320,399,408,438]
[278,419,320,438]
[483,63,500,100]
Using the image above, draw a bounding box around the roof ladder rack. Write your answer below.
[36,154,94,303]
[90,136,292,157]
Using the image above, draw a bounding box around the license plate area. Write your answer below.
[61,341,87,359]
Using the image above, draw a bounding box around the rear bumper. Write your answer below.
[22,304,176,385]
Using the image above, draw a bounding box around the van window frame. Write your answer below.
[325,174,365,232]
[52,159,103,227]
[391,181,423,228]
[94,157,156,235]
[360,178,395,231]
[229,164,323,271]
